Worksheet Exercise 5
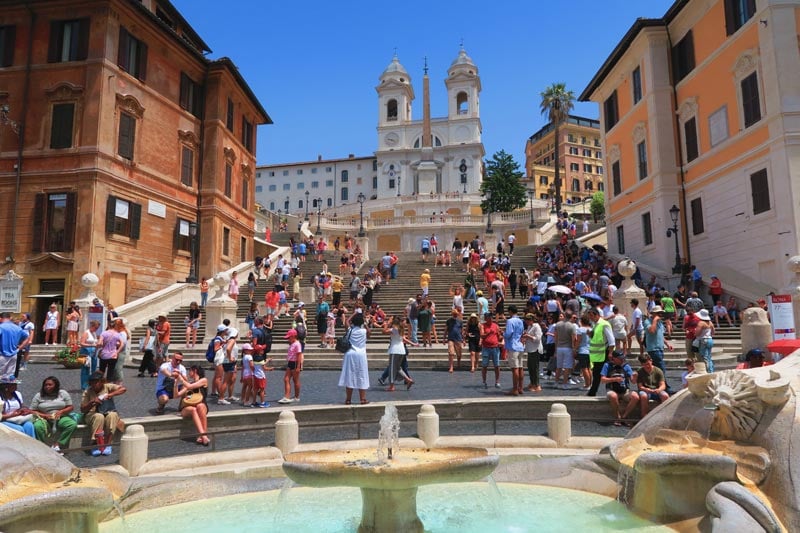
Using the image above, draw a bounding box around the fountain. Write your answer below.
[282,404,499,533]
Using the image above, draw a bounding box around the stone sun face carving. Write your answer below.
[706,371,765,442]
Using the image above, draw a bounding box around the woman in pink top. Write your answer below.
[278,329,303,404]
[228,271,240,301]
[97,328,122,381]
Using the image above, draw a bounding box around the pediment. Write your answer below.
[29,253,74,271]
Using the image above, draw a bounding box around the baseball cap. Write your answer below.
[484,312,493,319]
[284,329,298,339]
[611,350,626,359]
[650,305,664,314]
[217,324,228,332]
[241,343,254,351]
[228,327,239,338]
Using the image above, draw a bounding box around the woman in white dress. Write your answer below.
[338,312,370,404]
[44,303,59,345]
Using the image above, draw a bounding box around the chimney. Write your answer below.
[348,154,355,159]
[317,154,322,161]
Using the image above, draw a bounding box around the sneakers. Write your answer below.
[258,402,270,408]
[228,396,240,402]
[293,397,300,403]
[483,382,488,389]
[217,398,231,405]
[277,397,293,404]
[102,446,112,456]
[91,448,102,457]
[378,378,386,386]
[51,444,61,453]
[495,383,501,389]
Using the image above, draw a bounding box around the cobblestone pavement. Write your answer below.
[18,360,680,468]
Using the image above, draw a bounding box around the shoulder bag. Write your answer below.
[179,388,203,410]
[335,327,353,354]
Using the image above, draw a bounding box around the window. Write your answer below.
[570,163,579,172]
[581,136,588,145]
[48,19,89,63]
[616,225,625,255]
[268,184,276,192]
[297,182,305,189]
[598,182,604,192]
[642,213,653,246]
[283,198,289,210]
[637,141,648,180]
[741,72,761,128]
[268,201,274,210]
[311,168,318,174]
[326,166,332,172]
[389,179,395,189]
[118,27,148,81]
[632,66,642,104]
[0,26,16,67]
[457,91,469,114]
[298,200,303,209]
[226,97,234,131]
[268,171,275,177]
[709,106,729,147]
[373,160,378,171]
[569,147,579,155]
[597,166,603,175]
[595,151,602,159]
[568,134,576,143]
[671,31,695,82]
[105,196,141,239]
[750,169,770,215]
[594,138,601,147]
[297,169,303,175]
[224,163,232,198]
[582,149,592,157]
[604,91,619,131]
[387,99,398,121]
[241,237,247,263]
[725,0,756,35]
[179,73,202,117]
[341,170,349,182]
[242,179,249,209]
[327,198,333,207]
[282,183,290,190]
[584,180,593,191]
[341,187,348,201]
[180,146,194,186]
[372,176,378,188]
[325,180,333,187]
[118,112,136,160]
[612,161,621,196]
[174,219,191,251]
[684,117,699,162]
[255,185,262,193]
[32,192,77,252]
[242,117,254,152]
[690,197,705,235]
[282,170,289,176]
[571,179,580,192]
[50,103,75,149]
[311,181,319,188]
[539,175,548,185]
[222,227,230,256]
[583,164,593,173]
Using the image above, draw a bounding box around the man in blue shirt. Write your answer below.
[600,350,638,426]
[0,312,29,378]
[421,237,431,263]
[503,305,526,395]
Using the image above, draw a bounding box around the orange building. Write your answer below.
[524,115,605,208]
[580,0,799,291]
[0,0,270,335]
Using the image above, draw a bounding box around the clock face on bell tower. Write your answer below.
[384,132,399,147]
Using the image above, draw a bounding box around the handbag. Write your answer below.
[179,389,203,410]
[335,327,353,353]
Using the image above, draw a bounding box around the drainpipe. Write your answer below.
[665,26,692,274]
[194,62,209,279]
[8,5,35,264]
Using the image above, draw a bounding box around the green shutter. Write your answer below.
[130,202,142,239]
[105,195,116,233]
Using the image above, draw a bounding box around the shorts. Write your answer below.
[481,346,500,368]
[287,360,298,370]
[422,247,430,254]
[350,290,359,300]
[467,338,480,352]
[241,376,253,386]
[253,377,266,390]
[640,391,664,403]
[576,353,590,370]
[663,312,675,321]
[156,388,174,399]
[506,350,525,369]
[606,389,633,401]
[222,362,237,372]
[555,347,575,369]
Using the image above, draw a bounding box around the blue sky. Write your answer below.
[172,0,675,167]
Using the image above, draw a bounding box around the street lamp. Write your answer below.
[186,221,198,284]
[315,197,322,235]
[527,188,536,228]
[357,192,366,237]
[666,204,681,274]
[547,186,556,214]
[304,190,310,221]
[485,189,494,234]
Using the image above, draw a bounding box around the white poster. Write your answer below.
[768,294,795,340]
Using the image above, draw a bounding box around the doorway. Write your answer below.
[33,278,65,344]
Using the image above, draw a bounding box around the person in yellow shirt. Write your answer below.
[420,268,431,299]
[331,276,344,307]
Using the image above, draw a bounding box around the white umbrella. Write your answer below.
[548,284,573,295]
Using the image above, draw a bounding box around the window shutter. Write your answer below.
[77,18,89,61]
[118,113,135,160]
[179,73,189,110]
[32,193,45,253]
[137,40,147,81]
[117,27,128,69]
[50,103,74,149]
[47,21,61,62]
[64,192,77,251]
[130,202,142,239]
[173,219,180,250]
[723,0,736,35]
[2,26,16,67]
[105,195,116,233]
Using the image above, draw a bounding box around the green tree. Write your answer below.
[590,191,605,223]
[480,150,527,214]
[539,82,575,215]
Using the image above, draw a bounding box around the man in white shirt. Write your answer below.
[507,233,516,255]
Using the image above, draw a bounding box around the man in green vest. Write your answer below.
[586,307,614,397]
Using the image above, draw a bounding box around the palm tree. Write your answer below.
[539,83,575,216]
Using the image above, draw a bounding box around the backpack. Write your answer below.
[205,336,223,362]
[295,321,307,339]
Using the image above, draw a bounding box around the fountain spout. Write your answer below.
[377,404,400,462]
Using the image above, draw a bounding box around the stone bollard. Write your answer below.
[741,307,771,356]
[119,424,148,476]
[416,404,439,448]
[547,403,571,447]
[275,410,299,456]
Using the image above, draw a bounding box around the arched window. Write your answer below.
[387,99,398,121]
[298,199,303,209]
[434,136,442,147]
[456,91,469,115]
[413,138,420,148]
[572,178,580,192]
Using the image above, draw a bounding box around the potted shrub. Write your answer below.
[54,343,86,369]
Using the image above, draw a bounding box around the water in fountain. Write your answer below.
[376,403,400,461]
[682,406,716,442]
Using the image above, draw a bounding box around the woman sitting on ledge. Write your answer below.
[31,376,77,453]
[176,365,210,446]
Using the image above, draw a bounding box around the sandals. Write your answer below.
[360,400,370,405]
[345,400,351,405]
[406,380,414,390]
[196,435,210,446]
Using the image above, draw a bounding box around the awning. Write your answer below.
[27,293,63,298]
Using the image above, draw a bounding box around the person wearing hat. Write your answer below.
[1,375,35,438]
[737,348,771,369]
[600,350,638,426]
[476,290,489,321]
[694,308,716,372]
[420,268,431,298]
[81,371,127,456]
[643,306,673,388]
[278,328,303,404]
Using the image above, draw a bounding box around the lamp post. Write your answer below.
[315,197,322,235]
[666,204,682,274]
[186,221,198,284]
[397,174,401,197]
[527,188,536,228]
[357,192,366,237]
[485,189,494,234]
[547,186,556,214]
[304,190,310,221]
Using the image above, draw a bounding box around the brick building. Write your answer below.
[0,0,270,339]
